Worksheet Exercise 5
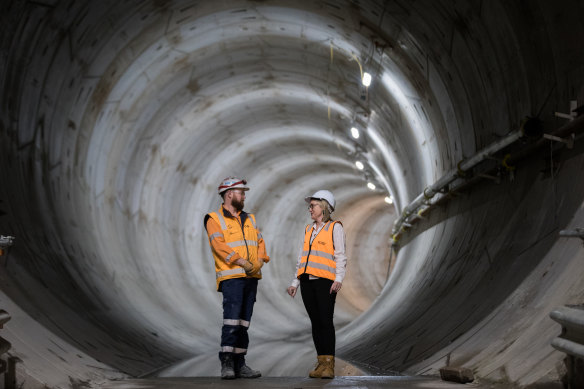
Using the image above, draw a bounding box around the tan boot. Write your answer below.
[320,355,335,379]
[309,356,325,378]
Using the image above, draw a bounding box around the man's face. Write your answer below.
[230,189,246,211]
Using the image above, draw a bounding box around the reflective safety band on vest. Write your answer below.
[301,249,333,261]
[216,267,246,279]
[302,260,336,274]
[227,240,258,248]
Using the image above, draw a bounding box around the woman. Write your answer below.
[286,189,347,379]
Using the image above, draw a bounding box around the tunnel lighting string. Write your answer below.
[325,42,387,193]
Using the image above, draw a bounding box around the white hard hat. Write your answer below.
[218,176,249,194]
[305,190,336,211]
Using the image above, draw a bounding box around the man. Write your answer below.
[204,177,270,379]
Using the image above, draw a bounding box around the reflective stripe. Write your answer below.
[249,216,257,229]
[217,212,227,230]
[307,250,334,260]
[216,268,246,279]
[221,346,248,353]
[226,240,258,248]
[323,221,332,231]
[223,319,250,327]
[225,252,236,263]
[306,261,336,274]
[209,232,223,242]
[257,232,263,240]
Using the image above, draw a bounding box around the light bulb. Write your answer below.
[362,72,372,87]
[385,196,393,204]
[351,127,359,139]
[355,161,364,170]
[367,182,376,190]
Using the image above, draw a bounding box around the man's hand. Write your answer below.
[249,258,263,275]
[234,258,253,273]
[287,286,297,298]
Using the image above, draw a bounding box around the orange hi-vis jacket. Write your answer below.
[297,221,340,281]
[206,206,269,290]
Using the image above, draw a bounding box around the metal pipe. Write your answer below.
[392,129,523,236]
[550,305,584,327]
[550,306,584,359]
[551,338,584,359]
[392,115,584,244]
[559,229,584,239]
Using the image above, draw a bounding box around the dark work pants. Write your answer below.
[299,274,337,356]
[219,278,258,363]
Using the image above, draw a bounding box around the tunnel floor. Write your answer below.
[96,375,523,389]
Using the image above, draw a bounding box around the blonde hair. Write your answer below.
[316,199,333,222]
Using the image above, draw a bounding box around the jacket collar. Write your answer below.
[220,205,248,223]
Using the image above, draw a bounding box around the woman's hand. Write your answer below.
[330,281,342,294]
[287,286,297,298]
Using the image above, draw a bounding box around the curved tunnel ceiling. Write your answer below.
[1,0,584,386]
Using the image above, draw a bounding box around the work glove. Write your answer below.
[249,259,263,275]
[240,260,254,274]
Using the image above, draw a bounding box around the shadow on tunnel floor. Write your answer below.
[95,375,557,389]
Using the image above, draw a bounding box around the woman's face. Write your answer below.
[308,200,323,222]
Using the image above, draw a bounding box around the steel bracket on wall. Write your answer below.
[543,133,575,149]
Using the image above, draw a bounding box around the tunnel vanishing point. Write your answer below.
[1,0,584,388]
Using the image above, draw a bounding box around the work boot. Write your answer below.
[309,356,325,378]
[234,354,261,378]
[319,355,335,379]
[219,352,236,379]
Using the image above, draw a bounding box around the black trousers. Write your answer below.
[299,274,337,356]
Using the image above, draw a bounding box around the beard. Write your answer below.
[232,198,244,212]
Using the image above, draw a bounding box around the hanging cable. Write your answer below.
[350,52,364,80]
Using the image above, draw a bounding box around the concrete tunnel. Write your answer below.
[1,0,584,387]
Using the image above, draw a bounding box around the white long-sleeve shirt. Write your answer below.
[290,221,347,288]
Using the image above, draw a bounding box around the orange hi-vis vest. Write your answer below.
[207,207,262,289]
[297,221,340,281]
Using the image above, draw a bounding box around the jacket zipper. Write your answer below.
[237,216,250,261]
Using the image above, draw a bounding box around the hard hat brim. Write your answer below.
[304,196,334,211]
[218,186,249,194]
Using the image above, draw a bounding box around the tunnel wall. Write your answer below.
[0,0,583,387]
